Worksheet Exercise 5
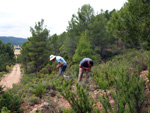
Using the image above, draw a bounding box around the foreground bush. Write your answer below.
[32,83,46,98]
[1,107,10,113]
[93,50,150,112]
[54,78,95,113]
[94,50,150,89]
[0,91,22,112]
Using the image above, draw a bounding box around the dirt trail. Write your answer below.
[0,64,22,90]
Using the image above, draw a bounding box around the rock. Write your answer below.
[109,99,115,107]
[30,108,38,113]
[40,102,49,108]
[63,75,70,81]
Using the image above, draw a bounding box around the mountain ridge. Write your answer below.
[0,36,28,46]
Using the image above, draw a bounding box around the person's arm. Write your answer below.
[57,61,63,68]
[79,63,91,72]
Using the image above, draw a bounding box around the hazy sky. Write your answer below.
[0,0,127,38]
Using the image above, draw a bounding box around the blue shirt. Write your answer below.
[56,56,67,66]
[80,58,92,67]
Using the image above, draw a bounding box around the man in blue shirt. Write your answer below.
[50,55,67,76]
[78,58,93,82]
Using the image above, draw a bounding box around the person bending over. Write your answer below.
[78,58,93,82]
[50,55,67,76]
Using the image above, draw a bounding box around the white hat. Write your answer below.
[50,55,56,61]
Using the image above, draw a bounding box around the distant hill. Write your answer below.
[0,36,28,46]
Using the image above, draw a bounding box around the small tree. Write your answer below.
[22,19,50,73]
[73,30,94,63]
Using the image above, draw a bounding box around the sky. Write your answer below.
[0,0,127,39]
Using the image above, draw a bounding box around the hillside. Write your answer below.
[0,36,28,46]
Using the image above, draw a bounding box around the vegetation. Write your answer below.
[0,41,15,72]
[107,0,150,49]
[94,50,149,113]
[0,88,21,112]
[54,79,95,113]
[0,0,150,112]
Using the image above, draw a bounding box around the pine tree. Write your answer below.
[107,0,150,49]
[49,34,59,55]
[0,41,15,71]
[20,41,30,72]
[73,30,94,63]
[27,19,50,72]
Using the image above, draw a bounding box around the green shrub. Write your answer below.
[65,64,79,79]
[99,64,147,112]
[93,61,117,89]
[38,64,53,75]
[1,107,10,113]
[145,51,150,80]
[63,108,75,113]
[28,95,40,105]
[40,80,55,91]
[0,72,3,78]
[32,83,46,98]
[0,85,4,94]
[0,91,21,112]
[93,50,150,112]
[94,50,150,89]
[6,65,12,73]
[21,73,37,85]
[54,78,94,113]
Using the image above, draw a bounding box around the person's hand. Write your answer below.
[86,68,90,72]
[56,65,60,68]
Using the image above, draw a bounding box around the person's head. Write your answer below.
[50,55,56,61]
[88,60,93,67]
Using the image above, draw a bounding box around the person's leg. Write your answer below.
[78,68,84,82]
[85,71,89,82]
[61,65,67,76]
[59,65,67,76]
[59,66,63,76]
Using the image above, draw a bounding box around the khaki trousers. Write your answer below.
[78,68,89,82]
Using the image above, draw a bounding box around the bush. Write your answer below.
[63,108,75,113]
[99,67,147,113]
[21,73,37,85]
[1,107,10,113]
[6,65,12,72]
[0,72,3,78]
[93,50,150,112]
[32,83,46,98]
[94,50,150,89]
[28,95,40,105]
[54,78,95,113]
[38,64,53,75]
[65,64,79,79]
[0,91,22,112]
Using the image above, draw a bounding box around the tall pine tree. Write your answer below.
[27,19,50,72]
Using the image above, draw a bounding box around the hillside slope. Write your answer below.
[0,36,28,46]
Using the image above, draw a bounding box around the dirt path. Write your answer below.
[0,64,22,90]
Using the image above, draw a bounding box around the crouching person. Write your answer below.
[50,55,67,77]
[78,58,93,83]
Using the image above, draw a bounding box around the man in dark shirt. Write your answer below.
[78,58,93,82]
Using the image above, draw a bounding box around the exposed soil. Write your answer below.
[0,64,22,90]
